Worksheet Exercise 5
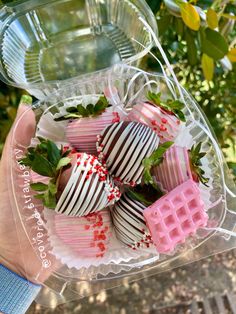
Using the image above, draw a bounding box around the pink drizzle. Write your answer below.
[54,210,112,258]
[153,146,193,192]
[66,108,120,155]
[128,102,180,143]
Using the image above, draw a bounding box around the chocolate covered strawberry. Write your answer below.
[111,192,153,249]
[54,209,112,258]
[55,95,120,155]
[21,138,121,216]
[55,152,120,216]
[151,143,209,192]
[96,121,159,185]
[128,92,185,143]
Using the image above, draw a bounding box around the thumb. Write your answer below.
[12,95,36,148]
[15,95,33,118]
[3,96,36,159]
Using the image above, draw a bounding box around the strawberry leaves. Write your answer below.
[142,141,174,188]
[21,138,72,209]
[147,91,186,122]
[189,142,209,186]
[30,182,48,192]
[128,184,163,207]
[54,95,109,121]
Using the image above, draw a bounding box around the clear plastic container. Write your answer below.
[10,65,236,306]
[0,0,156,98]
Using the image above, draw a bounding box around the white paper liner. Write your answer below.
[44,208,158,272]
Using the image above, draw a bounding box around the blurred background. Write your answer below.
[0,0,235,312]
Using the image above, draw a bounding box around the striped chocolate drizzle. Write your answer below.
[55,154,120,217]
[98,121,159,184]
[111,193,152,248]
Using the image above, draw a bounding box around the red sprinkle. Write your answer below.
[160,125,167,132]
[161,118,167,124]
[98,242,106,252]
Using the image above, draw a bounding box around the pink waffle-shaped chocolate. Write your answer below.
[143,179,208,253]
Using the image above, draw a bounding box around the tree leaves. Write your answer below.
[206,8,218,30]
[179,2,200,31]
[228,48,236,62]
[201,53,214,81]
[201,28,228,61]
[185,30,198,66]
[146,0,162,14]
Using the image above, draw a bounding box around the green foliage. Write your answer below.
[144,0,236,177]
[54,95,109,121]
[143,141,174,187]
[201,28,229,61]
[189,142,209,186]
[21,138,72,209]
[127,184,163,206]
[147,91,186,121]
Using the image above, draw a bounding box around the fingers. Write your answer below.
[13,104,36,148]
[2,96,36,161]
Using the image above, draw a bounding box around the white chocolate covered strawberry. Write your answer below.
[21,138,121,217]
[56,152,121,216]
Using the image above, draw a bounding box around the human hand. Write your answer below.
[0,97,58,284]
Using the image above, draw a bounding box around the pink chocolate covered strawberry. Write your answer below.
[151,143,209,192]
[54,209,112,258]
[128,92,185,143]
[55,95,120,155]
[22,138,120,217]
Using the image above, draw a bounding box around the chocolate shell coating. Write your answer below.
[97,121,159,184]
[111,193,152,249]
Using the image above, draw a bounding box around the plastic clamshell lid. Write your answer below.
[0,0,157,99]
